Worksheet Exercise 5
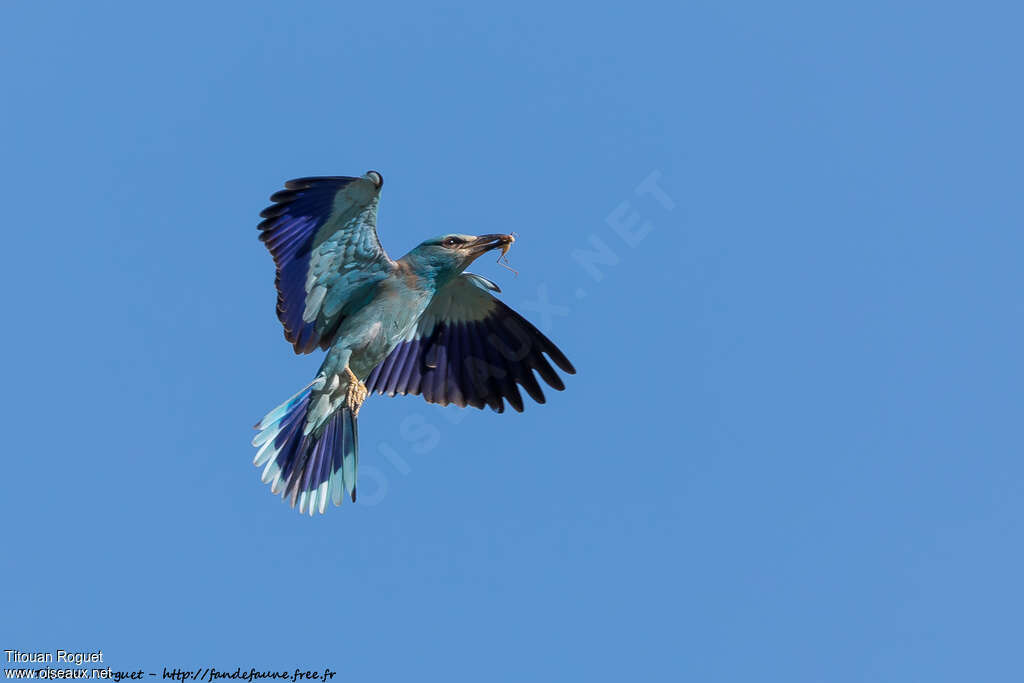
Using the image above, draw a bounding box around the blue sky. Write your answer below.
[2,2,1022,680]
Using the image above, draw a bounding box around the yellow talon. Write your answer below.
[344,366,368,416]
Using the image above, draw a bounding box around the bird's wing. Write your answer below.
[365,273,576,412]
[258,172,393,354]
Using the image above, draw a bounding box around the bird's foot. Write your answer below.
[344,366,368,417]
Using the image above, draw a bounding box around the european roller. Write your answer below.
[252,171,576,514]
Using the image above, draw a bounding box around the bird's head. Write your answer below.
[404,233,515,285]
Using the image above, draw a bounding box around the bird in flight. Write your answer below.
[252,171,576,514]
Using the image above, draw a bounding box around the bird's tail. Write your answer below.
[251,379,359,515]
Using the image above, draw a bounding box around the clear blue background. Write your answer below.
[2,2,1021,680]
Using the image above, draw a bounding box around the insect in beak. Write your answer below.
[496,232,518,276]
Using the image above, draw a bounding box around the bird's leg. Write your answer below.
[344,365,368,417]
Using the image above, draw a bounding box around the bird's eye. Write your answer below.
[442,237,463,247]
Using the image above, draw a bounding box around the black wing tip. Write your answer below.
[280,173,382,192]
[259,174,382,223]
[282,175,358,190]
[555,355,577,375]
[492,298,576,376]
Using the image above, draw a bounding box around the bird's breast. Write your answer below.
[345,281,434,379]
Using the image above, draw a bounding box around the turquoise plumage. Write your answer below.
[253,171,575,514]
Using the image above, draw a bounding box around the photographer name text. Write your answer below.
[5,654,103,667]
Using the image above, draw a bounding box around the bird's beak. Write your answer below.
[467,233,514,258]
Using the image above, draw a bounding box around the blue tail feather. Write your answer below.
[252,384,359,514]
